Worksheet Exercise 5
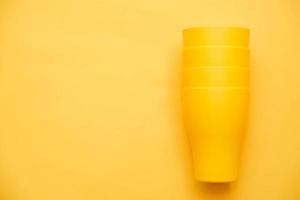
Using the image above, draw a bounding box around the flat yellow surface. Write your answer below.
[0,0,300,199]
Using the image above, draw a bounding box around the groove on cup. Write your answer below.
[183,27,249,47]
[183,47,249,66]
[183,67,249,88]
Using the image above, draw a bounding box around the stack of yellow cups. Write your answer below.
[182,27,250,182]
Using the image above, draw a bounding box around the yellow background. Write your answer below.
[0,0,300,199]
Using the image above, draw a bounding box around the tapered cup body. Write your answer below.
[182,27,250,182]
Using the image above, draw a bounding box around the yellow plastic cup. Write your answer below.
[182,27,250,182]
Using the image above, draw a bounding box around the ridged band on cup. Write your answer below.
[183,47,249,67]
[183,27,249,48]
[183,67,249,88]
